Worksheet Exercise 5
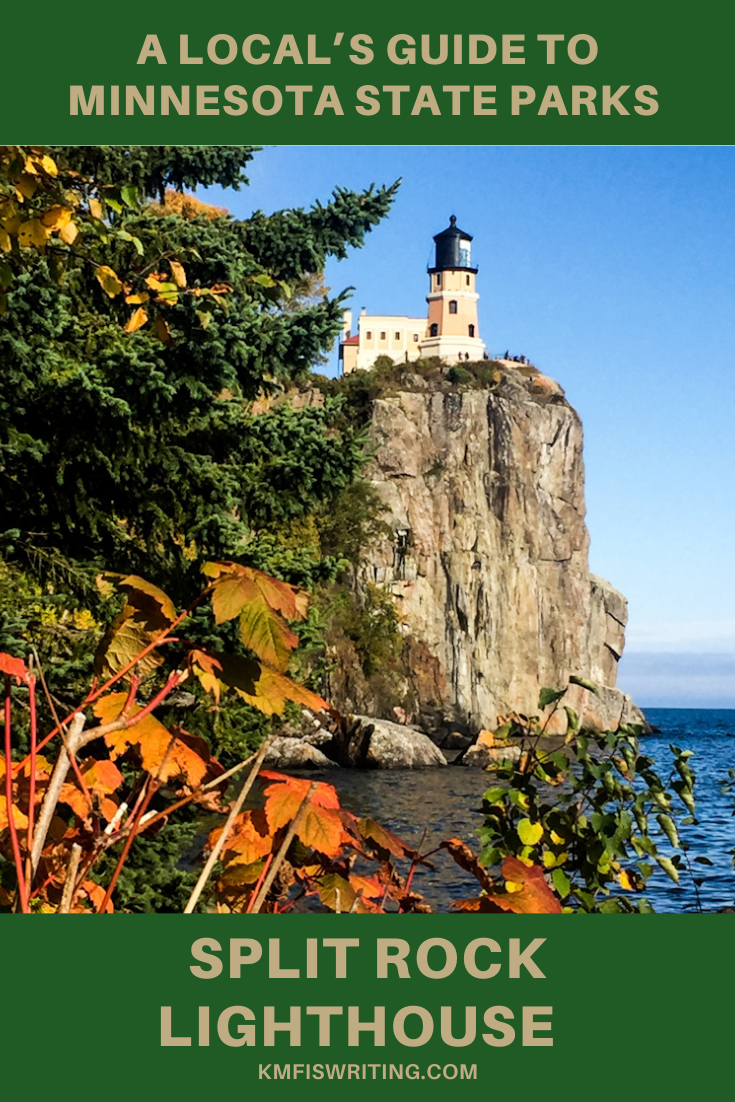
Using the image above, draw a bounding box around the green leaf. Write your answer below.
[656,814,679,848]
[538,686,565,709]
[121,185,140,208]
[693,856,714,866]
[564,705,579,733]
[569,674,599,696]
[656,855,680,883]
[117,229,144,256]
[517,819,543,846]
[552,867,570,899]
[483,787,507,805]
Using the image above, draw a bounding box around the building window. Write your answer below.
[380,331,386,340]
[395,331,401,341]
[436,274,441,287]
[468,324,475,338]
[413,333,419,341]
[430,323,438,337]
[366,330,372,339]
[449,300,457,314]
[466,274,470,285]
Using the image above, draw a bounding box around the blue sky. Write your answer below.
[202,146,735,708]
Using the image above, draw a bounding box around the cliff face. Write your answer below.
[338,367,643,734]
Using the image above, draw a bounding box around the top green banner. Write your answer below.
[2,0,732,144]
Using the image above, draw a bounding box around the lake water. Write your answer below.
[312,709,735,913]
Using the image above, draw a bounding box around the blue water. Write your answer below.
[318,709,735,913]
[640,708,734,912]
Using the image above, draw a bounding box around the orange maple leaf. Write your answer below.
[0,652,29,684]
[485,856,563,914]
[93,693,209,786]
[210,810,273,866]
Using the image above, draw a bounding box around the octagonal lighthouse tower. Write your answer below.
[419,215,486,363]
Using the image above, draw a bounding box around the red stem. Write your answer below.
[4,675,29,913]
[26,675,37,862]
[246,853,274,914]
[96,780,152,913]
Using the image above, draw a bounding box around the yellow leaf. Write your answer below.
[125,306,148,333]
[617,869,633,891]
[89,198,104,220]
[41,205,73,231]
[542,851,556,868]
[517,819,544,846]
[15,175,37,200]
[125,292,149,305]
[18,218,49,249]
[96,265,123,298]
[505,880,523,894]
[169,260,187,288]
[37,154,58,178]
[58,220,78,245]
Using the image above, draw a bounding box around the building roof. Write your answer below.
[433,214,473,242]
[341,334,360,346]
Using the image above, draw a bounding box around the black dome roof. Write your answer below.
[433,214,473,243]
[431,215,476,271]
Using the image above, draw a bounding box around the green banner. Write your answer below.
[3,915,731,1097]
[1,0,733,143]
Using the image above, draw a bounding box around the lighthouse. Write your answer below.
[419,215,486,363]
[339,214,486,373]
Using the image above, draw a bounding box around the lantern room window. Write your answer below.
[459,239,471,267]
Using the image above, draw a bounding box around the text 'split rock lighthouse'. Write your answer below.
[340,216,486,373]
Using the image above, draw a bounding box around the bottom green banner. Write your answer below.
[2,914,729,1098]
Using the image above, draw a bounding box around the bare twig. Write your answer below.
[58,843,82,913]
[249,781,318,916]
[348,888,364,914]
[30,712,86,881]
[183,735,276,914]
[32,646,94,812]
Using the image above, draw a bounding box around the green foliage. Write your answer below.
[49,146,257,201]
[0,146,399,605]
[336,582,403,677]
[446,364,472,384]
[479,682,698,912]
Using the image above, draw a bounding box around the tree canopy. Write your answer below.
[0,146,399,605]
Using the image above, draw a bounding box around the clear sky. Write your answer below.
[202,146,735,708]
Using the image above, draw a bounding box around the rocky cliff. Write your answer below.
[333,364,643,735]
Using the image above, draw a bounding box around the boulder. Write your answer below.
[461,741,522,768]
[336,715,447,769]
[264,737,337,770]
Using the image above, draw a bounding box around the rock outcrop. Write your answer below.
[337,366,643,735]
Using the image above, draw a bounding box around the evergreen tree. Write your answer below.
[0,147,398,604]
